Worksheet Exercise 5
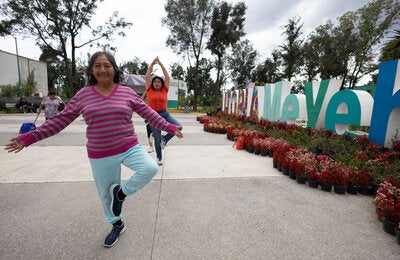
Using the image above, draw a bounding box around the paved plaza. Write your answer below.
[0,113,399,259]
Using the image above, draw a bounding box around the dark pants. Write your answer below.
[150,110,182,160]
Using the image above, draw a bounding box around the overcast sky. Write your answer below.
[0,0,371,76]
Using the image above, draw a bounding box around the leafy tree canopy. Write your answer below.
[0,0,132,96]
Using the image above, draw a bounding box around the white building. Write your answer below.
[0,50,48,97]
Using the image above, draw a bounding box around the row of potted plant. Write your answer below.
[196,113,400,244]
[275,143,400,242]
[274,144,376,193]
[198,116,233,134]
[197,113,400,185]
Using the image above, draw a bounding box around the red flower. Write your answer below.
[319,169,335,184]
[331,162,350,186]
[374,179,400,222]
[346,168,359,186]
[357,169,373,187]
[392,139,400,152]
[308,172,320,181]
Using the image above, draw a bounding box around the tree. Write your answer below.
[162,0,216,111]
[207,1,246,107]
[39,45,66,94]
[279,16,304,81]
[24,69,37,96]
[120,58,148,75]
[185,58,212,106]
[0,84,19,97]
[380,29,400,61]
[0,0,132,96]
[368,29,400,85]
[251,63,268,86]
[311,22,343,80]
[345,0,400,88]
[335,12,361,88]
[301,38,320,82]
[228,39,257,87]
[309,0,400,88]
[170,62,185,80]
[120,60,139,75]
[138,62,149,75]
[251,50,281,85]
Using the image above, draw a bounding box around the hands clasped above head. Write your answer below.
[152,57,162,65]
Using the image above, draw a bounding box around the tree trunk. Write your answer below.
[193,62,200,112]
[70,47,78,95]
[214,55,222,109]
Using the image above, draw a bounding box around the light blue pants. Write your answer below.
[89,144,158,224]
[150,110,182,160]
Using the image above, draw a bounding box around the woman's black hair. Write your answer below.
[86,51,124,85]
[151,76,165,89]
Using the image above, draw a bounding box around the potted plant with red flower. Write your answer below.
[292,149,313,183]
[373,178,400,234]
[258,138,269,156]
[346,168,359,195]
[252,138,261,155]
[357,169,374,195]
[319,169,335,192]
[307,172,320,188]
[226,126,235,141]
[293,159,306,183]
[272,138,291,172]
[315,155,335,191]
[331,162,349,195]
[274,144,291,174]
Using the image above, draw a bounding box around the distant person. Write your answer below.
[16,97,35,113]
[4,51,183,248]
[184,100,191,113]
[145,57,182,165]
[36,91,64,120]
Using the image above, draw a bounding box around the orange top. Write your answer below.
[147,86,168,111]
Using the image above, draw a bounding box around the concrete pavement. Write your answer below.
[0,113,399,259]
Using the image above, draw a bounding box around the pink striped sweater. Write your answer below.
[18,85,178,158]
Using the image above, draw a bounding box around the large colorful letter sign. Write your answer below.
[263,81,291,121]
[325,90,373,134]
[281,94,307,124]
[369,60,400,147]
[257,86,265,118]
[305,79,342,129]
[222,59,399,148]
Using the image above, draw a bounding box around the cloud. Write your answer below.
[242,0,370,61]
[244,0,298,34]
[0,0,371,71]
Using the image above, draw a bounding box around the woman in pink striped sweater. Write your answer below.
[4,51,183,248]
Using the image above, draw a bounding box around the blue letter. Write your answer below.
[369,60,400,147]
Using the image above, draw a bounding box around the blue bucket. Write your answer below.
[19,122,36,134]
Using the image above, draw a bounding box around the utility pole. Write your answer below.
[14,36,22,97]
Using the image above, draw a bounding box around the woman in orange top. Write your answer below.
[146,57,182,165]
